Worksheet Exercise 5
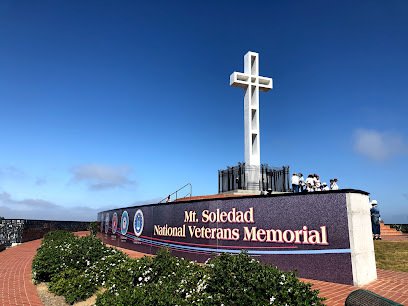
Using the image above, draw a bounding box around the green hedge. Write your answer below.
[33,231,325,305]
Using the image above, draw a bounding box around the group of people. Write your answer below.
[291,173,339,193]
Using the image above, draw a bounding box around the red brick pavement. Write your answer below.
[301,268,408,306]
[114,249,408,306]
[0,240,43,306]
[122,249,408,306]
[1,233,407,306]
[0,232,88,306]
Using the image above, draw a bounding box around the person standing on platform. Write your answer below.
[370,200,382,240]
[291,173,299,193]
[330,179,339,190]
[305,174,314,192]
[298,173,305,192]
[314,174,321,191]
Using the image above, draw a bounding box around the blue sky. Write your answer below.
[0,1,407,222]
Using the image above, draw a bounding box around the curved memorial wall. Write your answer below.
[98,189,376,286]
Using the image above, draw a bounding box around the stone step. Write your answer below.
[380,224,404,236]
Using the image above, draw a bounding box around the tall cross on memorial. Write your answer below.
[230,51,273,190]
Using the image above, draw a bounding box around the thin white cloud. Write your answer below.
[0,190,99,220]
[353,129,408,161]
[0,166,26,179]
[0,205,99,221]
[0,192,58,209]
[0,191,159,221]
[71,164,136,191]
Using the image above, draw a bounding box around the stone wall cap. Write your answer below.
[99,189,370,213]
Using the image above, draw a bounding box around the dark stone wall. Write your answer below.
[0,219,90,246]
[99,189,369,285]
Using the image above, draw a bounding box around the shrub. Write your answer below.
[96,249,211,306]
[48,268,97,304]
[33,232,325,305]
[96,249,324,306]
[43,230,75,242]
[33,230,130,304]
[32,231,77,282]
[89,221,99,236]
[205,252,324,306]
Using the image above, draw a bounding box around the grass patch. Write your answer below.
[374,241,408,272]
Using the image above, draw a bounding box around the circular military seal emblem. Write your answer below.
[120,211,129,236]
[133,209,144,237]
[104,213,110,234]
[112,212,118,234]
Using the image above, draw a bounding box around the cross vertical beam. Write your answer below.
[230,51,273,190]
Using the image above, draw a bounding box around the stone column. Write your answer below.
[346,192,377,286]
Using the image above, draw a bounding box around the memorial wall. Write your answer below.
[0,219,91,246]
[98,189,377,285]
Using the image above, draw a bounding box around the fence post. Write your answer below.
[284,166,290,191]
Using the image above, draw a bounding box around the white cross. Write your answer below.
[230,51,272,180]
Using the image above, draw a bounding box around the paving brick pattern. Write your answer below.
[0,240,43,306]
[0,233,407,306]
[120,248,408,306]
[302,268,408,306]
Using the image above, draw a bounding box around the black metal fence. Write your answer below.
[0,219,91,247]
[218,163,290,193]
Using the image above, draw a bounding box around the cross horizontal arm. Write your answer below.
[258,76,273,92]
[230,72,250,89]
[230,72,273,91]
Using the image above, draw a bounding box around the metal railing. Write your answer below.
[158,183,192,204]
[218,163,290,193]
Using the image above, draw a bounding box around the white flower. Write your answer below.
[269,296,276,304]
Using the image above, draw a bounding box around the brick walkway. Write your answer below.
[120,247,408,306]
[0,234,406,306]
[0,240,43,306]
[302,269,408,306]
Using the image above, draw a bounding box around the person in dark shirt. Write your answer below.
[370,200,382,240]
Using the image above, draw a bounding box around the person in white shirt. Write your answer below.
[330,179,339,190]
[305,174,314,192]
[322,182,329,191]
[291,173,300,193]
[298,173,305,192]
[314,174,321,191]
